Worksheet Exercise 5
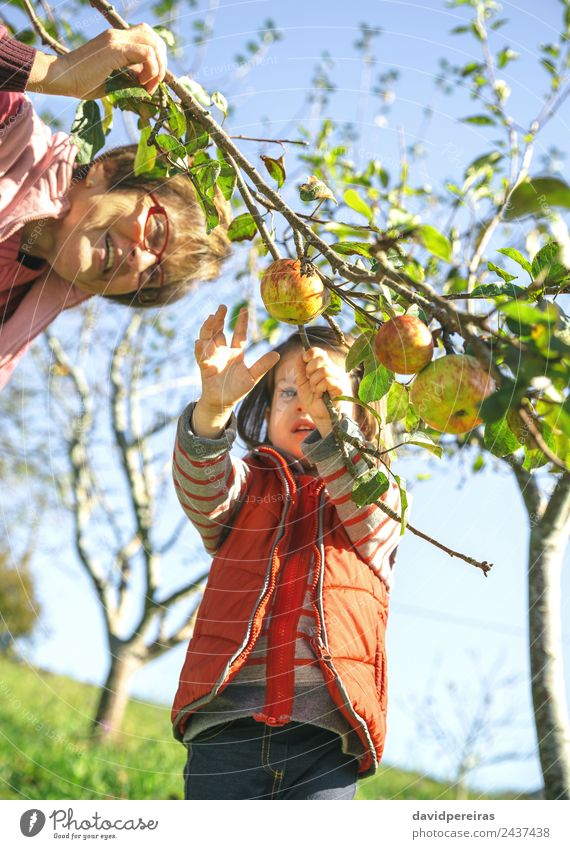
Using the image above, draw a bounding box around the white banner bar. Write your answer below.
[1,799,568,848]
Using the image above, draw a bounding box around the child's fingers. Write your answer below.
[198,305,226,341]
[249,351,280,385]
[294,352,311,386]
[194,337,217,365]
[231,307,248,349]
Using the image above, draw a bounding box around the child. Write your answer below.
[171,303,401,800]
[0,24,230,389]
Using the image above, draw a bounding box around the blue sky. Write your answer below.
[4,0,570,795]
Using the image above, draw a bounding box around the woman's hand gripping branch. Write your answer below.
[192,304,280,439]
[27,24,168,100]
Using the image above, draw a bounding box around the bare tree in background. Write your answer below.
[409,655,533,799]
[37,305,209,740]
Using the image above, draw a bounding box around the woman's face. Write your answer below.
[45,162,168,296]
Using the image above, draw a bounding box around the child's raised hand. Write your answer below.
[294,346,353,428]
[195,305,280,413]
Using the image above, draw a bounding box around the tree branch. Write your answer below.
[20,0,68,55]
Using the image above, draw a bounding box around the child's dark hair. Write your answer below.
[237,325,384,451]
[72,146,231,308]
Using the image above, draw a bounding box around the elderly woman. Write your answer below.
[0,24,230,388]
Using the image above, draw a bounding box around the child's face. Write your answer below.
[265,347,354,460]
[42,163,170,296]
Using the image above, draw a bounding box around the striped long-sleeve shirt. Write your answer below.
[173,401,401,756]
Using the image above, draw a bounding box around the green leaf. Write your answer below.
[416,224,451,262]
[479,381,519,423]
[324,290,342,316]
[359,362,394,403]
[70,100,105,165]
[351,470,390,507]
[401,431,443,458]
[167,101,186,139]
[179,76,211,107]
[392,474,408,533]
[386,381,409,423]
[105,70,152,104]
[467,150,504,171]
[134,125,156,176]
[331,241,373,258]
[343,189,374,220]
[155,133,187,160]
[153,25,176,47]
[499,300,558,326]
[497,247,533,276]
[227,213,258,242]
[472,454,486,472]
[345,332,376,372]
[335,395,384,431]
[531,242,568,284]
[461,114,496,125]
[497,47,518,68]
[211,90,228,118]
[216,157,237,202]
[484,416,520,457]
[185,119,210,155]
[470,282,526,298]
[299,176,336,203]
[192,156,221,195]
[404,403,420,433]
[101,96,113,135]
[522,423,556,471]
[505,177,570,220]
[261,154,286,188]
[487,261,518,282]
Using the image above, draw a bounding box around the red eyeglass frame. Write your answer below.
[136,192,170,303]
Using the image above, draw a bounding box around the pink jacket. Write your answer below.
[0,88,91,389]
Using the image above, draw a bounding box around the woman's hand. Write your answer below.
[294,346,353,436]
[193,305,280,436]
[27,24,168,100]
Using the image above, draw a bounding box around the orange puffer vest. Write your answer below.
[171,445,390,776]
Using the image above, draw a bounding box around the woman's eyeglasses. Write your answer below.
[136,192,170,304]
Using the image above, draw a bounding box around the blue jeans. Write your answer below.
[183,717,359,800]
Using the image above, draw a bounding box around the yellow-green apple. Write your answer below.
[410,355,496,434]
[374,315,434,374]
[261,259,330,325]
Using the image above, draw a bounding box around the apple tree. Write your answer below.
[5,0,570,796]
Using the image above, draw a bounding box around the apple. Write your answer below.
[410,355,496,434]
[261,259,330,325]
[374,315,434,374]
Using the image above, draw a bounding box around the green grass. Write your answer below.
[0,656,512,800]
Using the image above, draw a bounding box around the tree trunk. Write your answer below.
[528,475,570,799]
[91,640,141,741]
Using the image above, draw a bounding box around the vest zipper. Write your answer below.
[310,489,379,773]
[260,478,324,725]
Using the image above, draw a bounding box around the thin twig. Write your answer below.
[20,0,68,54]
[229,134,308,146]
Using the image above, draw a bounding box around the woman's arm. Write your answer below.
[0,26,36,94]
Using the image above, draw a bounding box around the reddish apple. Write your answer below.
[410,355,496,434]
[261,259,330,325]
[374,315,434,374]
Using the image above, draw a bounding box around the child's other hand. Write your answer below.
[195,304,280,414]
[295,347,353,433]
